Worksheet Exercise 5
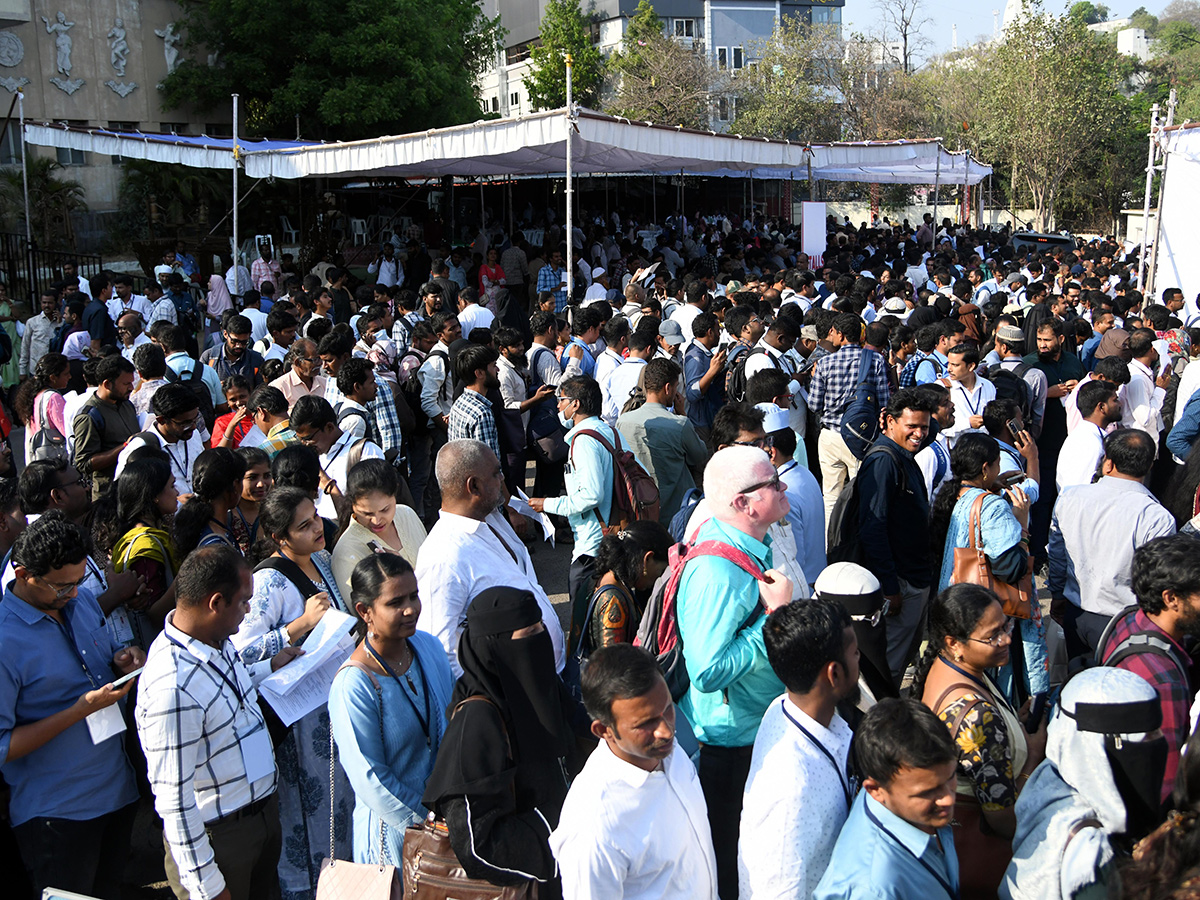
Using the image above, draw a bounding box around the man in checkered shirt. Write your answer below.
[137,546,303,900]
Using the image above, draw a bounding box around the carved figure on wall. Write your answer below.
[108,18,129,77]
[40,12,74,77]
[154,23,181,74]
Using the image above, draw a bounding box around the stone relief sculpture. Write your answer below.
[107,18,129,77]
[41,12,74,76]
[155,23,181,75]
[42,12,83,95]
[0,31,25,68]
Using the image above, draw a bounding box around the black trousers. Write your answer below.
[567,554,597,654]
[698,743,755,900]
[13,801,137,900]
[1064,603,1112,660]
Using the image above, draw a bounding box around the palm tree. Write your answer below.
[0,156,88,250]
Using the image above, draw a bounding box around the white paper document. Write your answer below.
[257,609,357,726]
[510,488,555,545]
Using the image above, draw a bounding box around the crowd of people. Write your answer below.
[2,206,1200,900]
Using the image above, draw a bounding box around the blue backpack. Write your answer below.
[840,348,884,460]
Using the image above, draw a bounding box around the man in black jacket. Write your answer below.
[857,388,935,684]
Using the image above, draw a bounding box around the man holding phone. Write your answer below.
[0,512,145,900]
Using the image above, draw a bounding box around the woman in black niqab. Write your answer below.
[422,586,577,889]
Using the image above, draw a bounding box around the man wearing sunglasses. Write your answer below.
[200,313,264,390]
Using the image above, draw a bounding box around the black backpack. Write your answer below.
[827,442,906,566]
[840,348,884,460]
[398,348,448,433]
[1095,604,1192,693]
[164,362,216,432]
[726,346,768,403]
[982,362,1033,426]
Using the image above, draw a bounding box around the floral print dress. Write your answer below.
[232,550,352,900]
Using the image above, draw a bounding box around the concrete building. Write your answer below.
[476,0,845,127]
[0,0,225,214]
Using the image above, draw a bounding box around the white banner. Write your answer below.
[802,202,827,269]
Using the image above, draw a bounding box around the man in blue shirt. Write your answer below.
[675,443,794,899]
[683,312,727,446]
[815,698,959,900]
[530,375,615,651]
[914,320,960,385]
[0,512,144,899]
[536,246,569,312]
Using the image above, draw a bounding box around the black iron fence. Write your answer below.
[0,232,105,306]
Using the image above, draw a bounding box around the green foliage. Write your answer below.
[161,0,503,140]
[1067,2,1110,26]
[524,0,604,110]
[111,160,229,247]
[1130,7,1159,36]
[0,157,87,251]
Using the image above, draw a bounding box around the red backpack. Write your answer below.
[570,428,660,534]
[635,539,767,700]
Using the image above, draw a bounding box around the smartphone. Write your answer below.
[110,667,143,689]
[997,470,1025,488]
[1025,692,1049,733]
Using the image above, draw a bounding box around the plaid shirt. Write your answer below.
[537,263,568,312]
[260,420,298,458]
[135,615,276,900]
[448,387,500,458]
[808,344,891,431]
[333,383,404,457]
[1101,608,1191,803]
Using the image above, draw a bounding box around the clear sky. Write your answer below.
[842,1,1150,57]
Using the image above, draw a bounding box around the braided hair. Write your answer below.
[910,583,998,701]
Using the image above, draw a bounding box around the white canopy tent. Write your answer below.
[1151,122,1200,308]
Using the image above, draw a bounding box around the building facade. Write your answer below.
[477,0,845,128]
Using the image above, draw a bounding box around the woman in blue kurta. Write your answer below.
[328,552,453,867]
[931,432,1049,703]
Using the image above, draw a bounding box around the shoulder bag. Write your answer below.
[949,491,1034,619]
[316,658,403,900]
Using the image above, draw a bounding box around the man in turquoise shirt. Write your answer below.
[675,443,794,899]
[530,375,614,652]
[815,698,960,900]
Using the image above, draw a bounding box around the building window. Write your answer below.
[511,92,520,110]
[491,97,499,112]
[160,122,189,134]
[732,47,744,69]
[55,120,86,166]
[109,121,136,163]
[717,47,727,69]
[674,19,695,38]
[717,97,733,122]
[506,41,533,65]
[205,123,232,137]
[0,125,21,166]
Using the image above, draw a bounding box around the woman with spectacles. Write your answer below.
[912,583,1047,900]
[930,432,1048,706]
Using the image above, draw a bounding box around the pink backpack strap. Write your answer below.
[656,540,768,652]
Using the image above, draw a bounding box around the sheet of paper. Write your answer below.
[258,633,356,727]
[86,703,126,744]
[510,488,554,545]
[259,608,357,694]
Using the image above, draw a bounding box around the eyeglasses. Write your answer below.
[295,356,318,365]
[732,435,773,451]
[849,598,891,628]
[54,475,87,490]
[738,473,784,495]
[968,617,1015,647]
[40,574,87,599]
[555,394,576,406]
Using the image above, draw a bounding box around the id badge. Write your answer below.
[86,703,126,744]
[239,723,275,785]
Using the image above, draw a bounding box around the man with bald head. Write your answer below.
[116,310,150,363]
[414,439,565,678]
[675,444,795,900]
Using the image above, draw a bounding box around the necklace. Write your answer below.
[373,639,416,693]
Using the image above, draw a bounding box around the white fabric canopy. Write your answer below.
[1152,123,1200,300]
[236,108,991,184]
[22,109,991,185]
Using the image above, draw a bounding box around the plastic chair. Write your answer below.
[350,218,368,246]
[279,215,299,243]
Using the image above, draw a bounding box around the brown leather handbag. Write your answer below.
[949,491,1034,619]
[401,697,537,899]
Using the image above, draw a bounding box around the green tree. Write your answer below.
[161,0,503,140]
[1067,2,1109,26]
[1130,7,1159,36]
[524,0,604,110]
[980,1,1125,229]
[606,1,719,129]
[0,158,87,251]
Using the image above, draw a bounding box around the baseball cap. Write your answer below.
[658,319,685,345]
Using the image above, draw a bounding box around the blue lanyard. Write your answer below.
[779,699,854,810]
[864,803,960,900]
[58,607,102,690]
[364,638,434,749]
[167,635,246,708]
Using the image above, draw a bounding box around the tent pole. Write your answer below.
[17,90,31,298]
[565,53,574,303]
[232,93,239,282]
[652,173,656,224]
[962,150,970,225]
[931,144,941,232]
[1137,103,1160,293]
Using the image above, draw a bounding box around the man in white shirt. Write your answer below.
[116,383,207,496]
[107,275,152,324]
[602,332,654,424]
[914,382,955,502]
[455,289,495,335]
[415,439,564,677]
[287,395,383,520]
[1124,327,1170,442]
[595,317,629,400]
[583,267,609,302]
[367,242,404,288]
[939,343,996,446]
[116,310,151,363]
[551,644,717,900]
[1057,380,1122,491]
[670,282,707,338]
[739,596,858,900]
[241,292,269,343]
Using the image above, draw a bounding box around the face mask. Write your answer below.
[558,410,574,429]
[1106,734,1168,839]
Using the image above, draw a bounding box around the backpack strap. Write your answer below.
[571,427,622,527]
[932,681,986,737]
[254,555,323,605]
[452,694,511,758]
[655,538,769,654]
